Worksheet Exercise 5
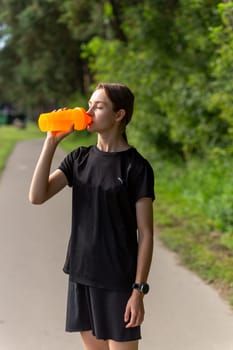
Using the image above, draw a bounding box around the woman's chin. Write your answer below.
[87,124,94,132]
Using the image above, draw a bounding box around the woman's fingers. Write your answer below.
[48,124,74,140]
[124,295,144,328]
[125,310,144,328]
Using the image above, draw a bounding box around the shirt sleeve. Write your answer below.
[58,148,80,187]
[129,156,155,203]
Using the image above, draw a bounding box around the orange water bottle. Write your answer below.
[38,107,92,132]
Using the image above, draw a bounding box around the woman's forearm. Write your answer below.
[135,230,154,284]
[29,137,58,204]
[134,197,154,285]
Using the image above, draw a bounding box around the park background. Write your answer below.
[0,0,233,306]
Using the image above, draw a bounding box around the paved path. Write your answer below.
[0,139,233,350]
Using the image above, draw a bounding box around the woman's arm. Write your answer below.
[134,197,154,284]
[29,130,72,204]
[125,197,154,328]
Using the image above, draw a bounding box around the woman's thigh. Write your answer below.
[108,339,138,350]
[80,331,139,350]
[81,331,109,350]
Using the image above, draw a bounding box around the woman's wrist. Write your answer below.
[131,288,144,299]
[44,134,60,149]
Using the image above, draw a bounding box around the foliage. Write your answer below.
[208,2,233,154]
[82,0,233,159]
[0,0,108,111]
[1,0,233,158]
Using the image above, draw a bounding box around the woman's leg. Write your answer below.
[80,330,110,350]
[108,339,138,350]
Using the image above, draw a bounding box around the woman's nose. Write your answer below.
[87,106,94,115]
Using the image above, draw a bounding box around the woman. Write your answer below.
[29,83,155,350]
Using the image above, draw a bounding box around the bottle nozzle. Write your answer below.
[86,113,92,126]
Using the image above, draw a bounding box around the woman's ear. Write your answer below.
[115,109,126,122]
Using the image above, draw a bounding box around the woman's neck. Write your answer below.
[97,135,129,152]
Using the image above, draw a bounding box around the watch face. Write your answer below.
[132,282,150,294]
[141,283,149,294]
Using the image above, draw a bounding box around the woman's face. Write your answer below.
[87,88,117,133]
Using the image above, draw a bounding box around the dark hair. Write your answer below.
[95,83,134,142]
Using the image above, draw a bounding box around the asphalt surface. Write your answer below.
[0,139,233,350]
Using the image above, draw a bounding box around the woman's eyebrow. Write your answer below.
[88,100,106,105]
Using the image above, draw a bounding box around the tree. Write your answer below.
[208,1,233,154]
[82,0,231,159]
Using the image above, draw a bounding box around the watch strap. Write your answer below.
[132,282,149,294]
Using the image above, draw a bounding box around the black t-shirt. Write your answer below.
[59,145,155,291]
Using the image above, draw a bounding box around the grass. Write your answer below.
[153,157,233,306]
[1,124,233,306]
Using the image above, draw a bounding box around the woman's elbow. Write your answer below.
[28,192,46,205]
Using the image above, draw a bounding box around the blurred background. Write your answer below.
[0,0,233,306]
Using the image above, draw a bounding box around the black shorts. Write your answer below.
[65,280,141,342]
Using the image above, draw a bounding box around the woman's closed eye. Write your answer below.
[88,102,103,110]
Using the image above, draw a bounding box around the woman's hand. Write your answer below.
[46,124,74,144]
[45,107,74,143]
[124,290,145,328]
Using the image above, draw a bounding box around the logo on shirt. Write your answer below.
[117,177,124,185]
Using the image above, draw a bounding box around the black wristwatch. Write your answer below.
[132,282,150,295]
